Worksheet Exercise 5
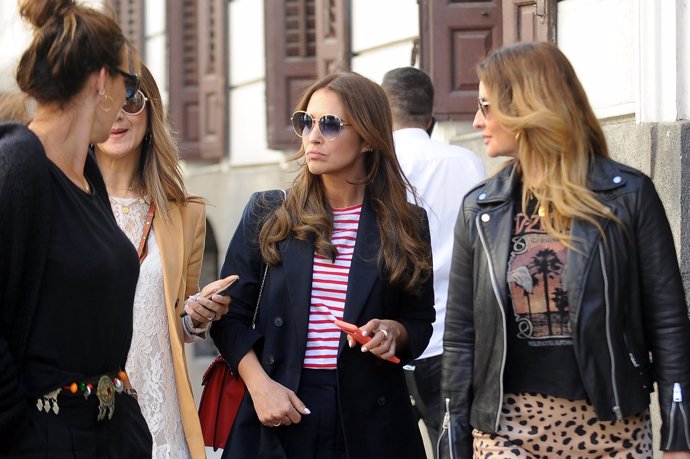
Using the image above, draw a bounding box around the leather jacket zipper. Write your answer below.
[622,331,640,368]
[476,214,508,430]
[599,244,623,421]
[666,382,690,449]
[439,397,453,459]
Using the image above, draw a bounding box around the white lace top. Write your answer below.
[110,196,191,459]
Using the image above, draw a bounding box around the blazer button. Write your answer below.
[273,317,283,327]
[481,213,490,223]
[264,355,275,366]
[376,395,387,406]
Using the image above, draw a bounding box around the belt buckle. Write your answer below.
[96,375,117,421]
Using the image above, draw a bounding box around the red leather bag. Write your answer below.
[198,355,245,451]
[199,260,272,450]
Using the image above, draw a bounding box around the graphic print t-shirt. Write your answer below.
[503,195,587,400]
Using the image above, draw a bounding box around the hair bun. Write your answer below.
[19,0,76,29]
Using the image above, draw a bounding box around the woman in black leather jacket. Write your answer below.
[441,42,690,459]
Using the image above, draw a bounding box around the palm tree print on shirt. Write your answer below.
[507,211,571,341]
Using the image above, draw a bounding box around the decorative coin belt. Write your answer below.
[35,370,137,421]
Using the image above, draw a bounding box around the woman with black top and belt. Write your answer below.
[0,1,152,457]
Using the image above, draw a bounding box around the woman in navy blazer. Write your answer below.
[211,72,435,458]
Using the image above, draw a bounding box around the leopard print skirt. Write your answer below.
[473,392,653,459]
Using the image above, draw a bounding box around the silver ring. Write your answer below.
[379,329,388,338]
[272,421,282,427]
[209,312,216,321]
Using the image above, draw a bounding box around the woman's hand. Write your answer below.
[183,291,231,327]
[663,452,690,459]
[347,318,408,362]
[248,377,311,427]
[239,350,311,427]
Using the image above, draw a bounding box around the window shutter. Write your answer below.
[419,0,502,121]
[198,0,228,160]
[266,0,318,151]
[111,0,145,61]
[502,0,557,45]
[169,0,201,160]
[315,0,351,77]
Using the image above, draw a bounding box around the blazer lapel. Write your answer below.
[341,200,379,345]
[154,205,184,317]
[280,236,315,357]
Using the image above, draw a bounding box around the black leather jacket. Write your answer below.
[440,156,690,458]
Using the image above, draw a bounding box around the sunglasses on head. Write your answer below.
[121,90,149,116]
[290,111,351,141]
[112,67,140,102]
[477,97,491,118]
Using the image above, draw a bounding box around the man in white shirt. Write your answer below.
[382,67,485,455]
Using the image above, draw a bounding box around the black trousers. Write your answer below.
[404,354,442,458]
[1,392,152,459]
[275,369,346,459]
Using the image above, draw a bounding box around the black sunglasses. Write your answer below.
[121,90,149,116]
[290,111,351,141]
[477,97,491,118]
[112,67,140,102]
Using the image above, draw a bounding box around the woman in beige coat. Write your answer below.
[95,65,230,458]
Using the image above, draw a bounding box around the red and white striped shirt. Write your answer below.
[303,204,362,369]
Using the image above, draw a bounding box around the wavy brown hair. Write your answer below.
[259,72,431,294]
[477,42,617,247]
[131,65,201,222]
[16,0,127,107]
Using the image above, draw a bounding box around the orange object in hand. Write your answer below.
[334,319,400,364]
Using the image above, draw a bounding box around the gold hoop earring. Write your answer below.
[98,90,113,113]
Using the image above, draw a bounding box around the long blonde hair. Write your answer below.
[259,72,431,294]
[477,42,616,247]
[135,65,201,221]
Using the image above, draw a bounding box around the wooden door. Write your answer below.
[111,0,145,60]
[265,0,318,150]
[169,0,228,161]
[502,0,557,45]
[315,0,351,77]
[419,0,502,121]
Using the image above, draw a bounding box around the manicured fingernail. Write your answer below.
[361,330,368,336]
[304,407,311,414]
[361,346,368,352]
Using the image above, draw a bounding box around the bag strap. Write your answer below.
[251,265,268,328]
[250,189,286,328]
[137,201,156,263]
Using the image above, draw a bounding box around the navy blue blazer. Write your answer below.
[211,189,435,459]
